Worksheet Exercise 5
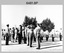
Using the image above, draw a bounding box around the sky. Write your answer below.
[1,5,63,31]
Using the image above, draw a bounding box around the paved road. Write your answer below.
[1,38,63,52]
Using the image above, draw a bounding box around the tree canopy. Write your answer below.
[23,16,37,29]
[40,18,55,32]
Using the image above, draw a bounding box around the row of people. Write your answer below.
[1,24,62,49]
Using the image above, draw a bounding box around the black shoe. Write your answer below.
[27,44,29,46]
[36,48,40,49]
[6,44,9,45]
[30,46,32,47]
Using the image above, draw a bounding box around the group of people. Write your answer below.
[1,24,62,49]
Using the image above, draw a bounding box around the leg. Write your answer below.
[27,35,29,46]
[30,35,32,47]
[36,36,40,49]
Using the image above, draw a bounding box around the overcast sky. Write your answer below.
[1,5,63,31]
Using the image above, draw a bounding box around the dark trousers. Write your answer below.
[60,37,62,41]
[34,36,36,42]
[13,34,15,41]
[46,37,48,41]
[4,36,5,40]
[24,36,27,43]
[40,36,43,42]
[37,36,40,48]
[18,33,22,44]
[27,35,29,45]
[52,37,54,41]
[6,34,9,45]
[23,33,27,44]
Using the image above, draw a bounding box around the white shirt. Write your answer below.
[6,27,10,34]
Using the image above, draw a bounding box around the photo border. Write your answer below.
[0,0,63,53]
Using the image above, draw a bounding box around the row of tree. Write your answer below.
[22,16,55,33]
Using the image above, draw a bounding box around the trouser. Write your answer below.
[30,35,33,47]
[27,35,29,45]
[60,37,62,41]
[14,34,17,42]
[46,37,48,41]
[11,34,13,42]
[12,34,15,42]
[24,36,27,43]
[4,35,5,40]
[6,34,9,45]
[23,33,27,44]
[52,37,54,41]
[40,36,43,42]
[18,33,22,44]
[36,36,40,48]
[34,36,36,42]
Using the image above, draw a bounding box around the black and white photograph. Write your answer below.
[1,5,63,52]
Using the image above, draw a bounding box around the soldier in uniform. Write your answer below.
[59,33,62,41]
[36,28,41,49]
[27,25,34,47]
[18,25,22,44]
[5,24,10,45]
[52,34,55,41]
[30,29,34,47]
[12,27,15,42]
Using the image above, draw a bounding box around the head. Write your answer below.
[4,29,5,31]
[19,25,22,28]
[10,28,11,30]
[12,27,14,29]
[6,24,9,27]
[16,28,17,30]
[2,29,3,31]
[60,33,61,35]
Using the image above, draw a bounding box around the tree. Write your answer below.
[23,16,37,29]
[23,16,30,27]
[29,17,37,29]
[40,18,55,32]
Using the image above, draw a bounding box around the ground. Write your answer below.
[1,38,63,52]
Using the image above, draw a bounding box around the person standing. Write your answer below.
[11,27,14,42]
[46,35,49,41]
[23,29,27,44]
[36,28,41,49]
[12,27,15,42]
[52,34,55,42]
[14,28,18,42]
[9,28,11,41]
[3,29,6,40]
[5,24,10,45]
[18,25,22,44]
[2,29,4,40]
[59,33,62,41]
[30,29,34,47]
